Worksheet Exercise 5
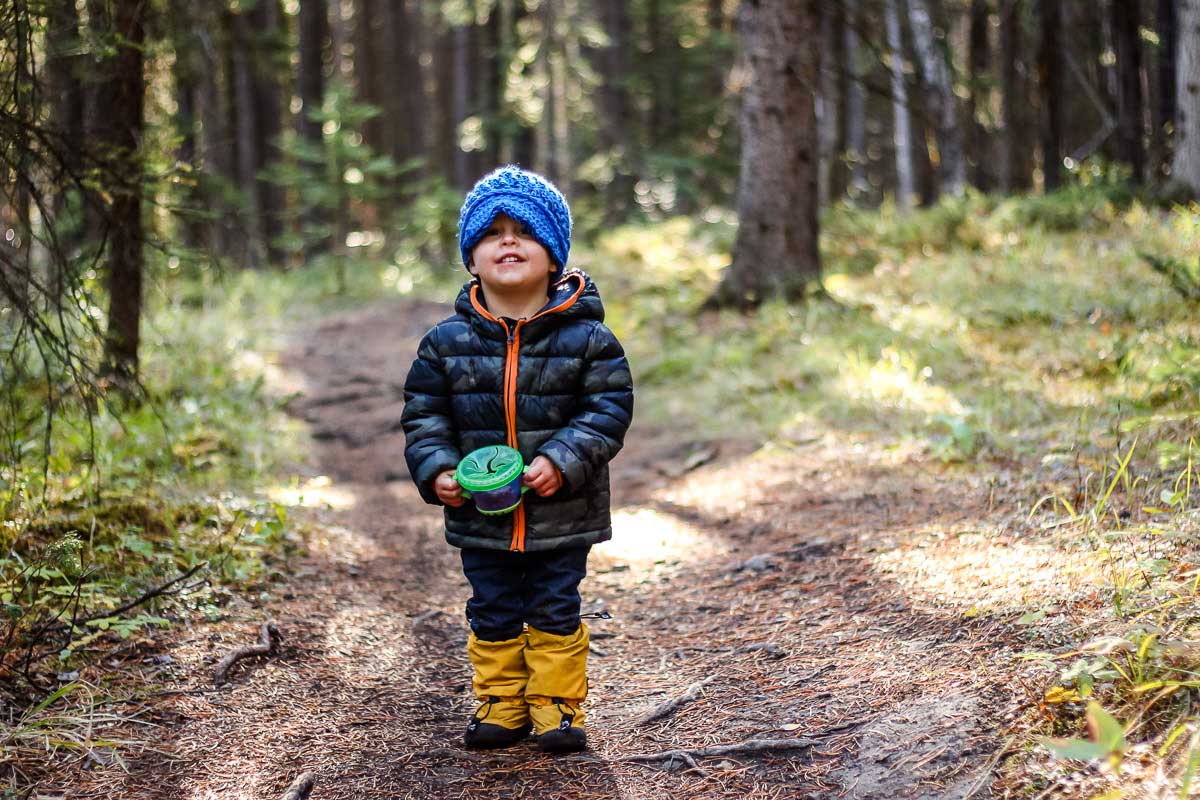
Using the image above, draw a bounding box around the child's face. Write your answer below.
[468,213,554,296]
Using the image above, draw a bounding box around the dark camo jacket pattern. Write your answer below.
[401,271,634,551]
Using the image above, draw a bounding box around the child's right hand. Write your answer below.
[434,470,466,507]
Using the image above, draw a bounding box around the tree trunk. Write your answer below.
[298,0,327,146]
[1174,0,1200,193]
[452,13,473,189]
[92,0,145,383]
[886,0,917,208]
[595,0,634,217]
[1151,0,1177,179]
[1038,0,1064,190]
[1112,0,1146,180]
[298,0,329,259]
[231,10,265,268]
[1000,0,1031,191]
[397,0,426,174]
[844,0,869,199]
[817,3,840,206]
[432,24,458,182]
[1161,0,1179,135]
[196,7,237,261]
[251,0,286,266]
[709,0,821,308]
[329,0,350,81]
[966,0,992,190]
[907,0,966,196]
[355,0,385,157]
[46,0,86,274]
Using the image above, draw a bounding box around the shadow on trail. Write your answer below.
[67,297,1018,799]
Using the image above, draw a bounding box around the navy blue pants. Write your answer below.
[460,546,590,642]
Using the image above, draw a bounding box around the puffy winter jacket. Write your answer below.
[402,271,634,552]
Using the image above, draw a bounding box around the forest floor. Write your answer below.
[47,295,1064,800]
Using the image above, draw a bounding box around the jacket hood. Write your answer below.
[454,270,605,338]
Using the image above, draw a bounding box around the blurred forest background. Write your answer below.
[2,0,1199,382]
[3,0,1200,795]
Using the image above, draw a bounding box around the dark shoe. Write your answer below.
[537,723,587,753]
[464,718,532,749]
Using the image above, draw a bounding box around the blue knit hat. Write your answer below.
[457,166,572,272]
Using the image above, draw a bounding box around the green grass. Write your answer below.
[579,190,1200,467]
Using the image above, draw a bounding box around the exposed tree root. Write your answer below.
[280,772,316,800]
[635,675,718,725]
[213,622,282,686]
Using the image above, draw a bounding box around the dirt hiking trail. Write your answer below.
[70,298,1029,799]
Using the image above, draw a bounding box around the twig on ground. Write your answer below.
[636,675,719,725]
[280,772,316,800]
[77,561,208,625]
[962,735,1017,799]
[213,622,282,686]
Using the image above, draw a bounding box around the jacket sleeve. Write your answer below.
[537,323,634,492]
[402,328,462,505]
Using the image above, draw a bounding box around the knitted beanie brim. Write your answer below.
[459,196,565,270]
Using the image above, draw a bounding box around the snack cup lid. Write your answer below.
[455,445,525,493]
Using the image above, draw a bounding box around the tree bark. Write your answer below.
[354,0,385,157]
[886,0,917,208]
[1000,0,1031,191]
[907,0,966,196]
[298,0,329,258]
[1174,0,1200,193]
[817,3,840,206]
[251,0,286,266]
[1038,0,1064,190]
[1112,0,1146,180]
[398,0,427,172]
[843,0,869,199]
[46,0,86,271]
[595,0,634,217]
[966,0,993,190]
[1152,0,1177,179]
[298,0,327,147]
[92,0,145,383]
[709,0,821,308]
[452,9,473,189]
[196,7,237,261]
[231,10,265,268]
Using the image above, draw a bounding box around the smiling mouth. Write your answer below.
[497,255,523,264]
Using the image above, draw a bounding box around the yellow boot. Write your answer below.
[465,632,531,749]
[525,624,588,753]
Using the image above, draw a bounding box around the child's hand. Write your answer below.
[434,470,466,507]
[523,455,564,497]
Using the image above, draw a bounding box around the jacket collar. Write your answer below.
[455,271,603,340]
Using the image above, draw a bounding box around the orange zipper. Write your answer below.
[469,278,586,552]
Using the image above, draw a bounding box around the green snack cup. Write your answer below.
[455,445,530,515]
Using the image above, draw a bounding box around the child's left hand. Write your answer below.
[523,455,564,497]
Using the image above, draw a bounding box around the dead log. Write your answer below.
[213,621,282,686]
[280,772,316,800]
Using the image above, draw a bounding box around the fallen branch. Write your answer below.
[280,772,316,800]
[77,561,208,625]
[636,676,718,725]
[214,622,282,686]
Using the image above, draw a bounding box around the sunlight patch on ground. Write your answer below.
[872,528,1103,612]
[305,518,385,565]
[267,475,357,510]
[232,348,307,397]
[603,508,731,567]
[837,346,966,416]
